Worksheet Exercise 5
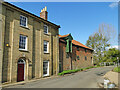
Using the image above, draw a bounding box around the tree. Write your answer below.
[103,48,119,63]
[86,23,116,65]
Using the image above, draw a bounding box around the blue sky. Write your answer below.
[10,2,118,47]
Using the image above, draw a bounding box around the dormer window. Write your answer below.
[44,25,48,34]
[20,15,28,27]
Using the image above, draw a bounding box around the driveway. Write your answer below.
[4,66,114,88]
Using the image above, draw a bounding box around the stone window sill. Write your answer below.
[44,33,50,36]
[19,49,29,52]
[44,52,50,54]
[20,25,30,30]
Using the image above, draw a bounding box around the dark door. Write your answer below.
[43,62,48,75]
[17,64,24,82]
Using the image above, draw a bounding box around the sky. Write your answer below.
[10,2,118,48]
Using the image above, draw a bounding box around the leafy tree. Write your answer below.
[104,48,119,62]
[86,24,116,65]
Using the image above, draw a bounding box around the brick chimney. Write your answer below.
[40,6,48,20]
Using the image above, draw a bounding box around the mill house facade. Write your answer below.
[1,2,60,83]
[59,34,93,72]
[0,2,93,84]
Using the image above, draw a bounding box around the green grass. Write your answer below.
[113,66,120,73]
[58,65,101,76]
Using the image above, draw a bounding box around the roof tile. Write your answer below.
[59,34,93,50]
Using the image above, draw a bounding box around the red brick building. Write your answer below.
[59,34,94,72]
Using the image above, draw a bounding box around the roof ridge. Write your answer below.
[3,2,60,28]
[59,35,93,50]
[72,40,93,50]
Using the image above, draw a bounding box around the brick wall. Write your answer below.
[59,39,93,72]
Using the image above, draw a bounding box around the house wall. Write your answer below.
[1,3,59,83]
[72,45,93,70]
[59,40,71,72]
[59,40,93,72]
[0,2,3,86]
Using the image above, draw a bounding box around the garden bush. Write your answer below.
[110,62,114,66]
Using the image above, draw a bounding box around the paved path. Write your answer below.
[5,66,114,88]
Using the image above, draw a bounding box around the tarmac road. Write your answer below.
[4,66,114,88]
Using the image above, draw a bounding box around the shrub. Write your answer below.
[85,67,90,69]
[89,66,94,68]
[80,68,83,71]
[94,65,98,68]
[110,62,114,65]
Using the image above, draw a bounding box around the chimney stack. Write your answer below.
[40,6,48,20]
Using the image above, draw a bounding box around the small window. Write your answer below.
[44,25,48,34]
[85,56,87,60]
[20,15,27,27]
[85,49,87,53]
[77,47,79,51]
[44,41,49,53]
[91,51,93,54]
[66,53,69,58]
[18,59,24,63]
[91,57,92,63]
[77,56,80,60]
[19,35,27,50]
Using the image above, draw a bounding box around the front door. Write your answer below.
[17,63,24,82]
[43,61,49,76]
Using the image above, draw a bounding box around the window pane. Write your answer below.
[20,16,27,27]
[19,35,27,50]
[44,25,48,34]
[44,41,48,52]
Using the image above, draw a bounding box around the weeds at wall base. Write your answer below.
[58,65,102,76]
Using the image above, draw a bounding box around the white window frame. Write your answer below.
[44,40,49,53]
[43,60,49,76]
[44,25,48,34]
[20,15,28,28]
[19,35,28,51]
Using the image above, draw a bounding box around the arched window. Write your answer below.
[18,58,25,64]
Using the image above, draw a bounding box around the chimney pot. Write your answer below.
[40,7,48,20]
[43,8,45,11]
[45,6,47,11]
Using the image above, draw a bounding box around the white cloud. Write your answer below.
[107,45,120,50]
[109,2,118,8]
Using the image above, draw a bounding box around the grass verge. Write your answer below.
[58,65,101,76]
[113,66,120,73]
